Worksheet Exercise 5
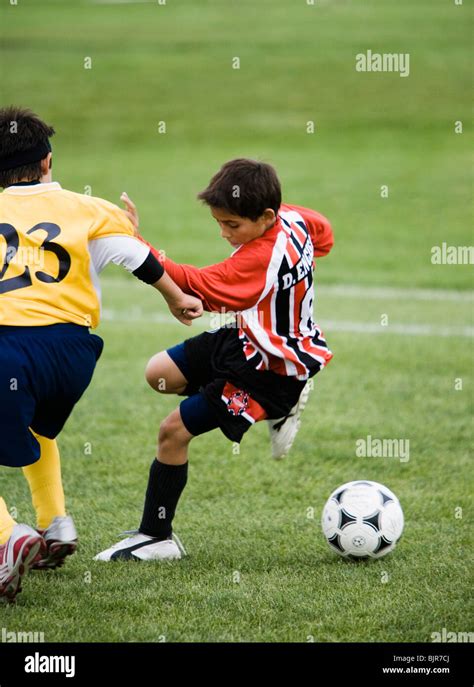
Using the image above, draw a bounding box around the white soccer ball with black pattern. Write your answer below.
[321,480,404,559]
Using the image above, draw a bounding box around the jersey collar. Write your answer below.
[3,181,62,195]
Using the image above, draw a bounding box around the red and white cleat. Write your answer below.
[0,524,46,603]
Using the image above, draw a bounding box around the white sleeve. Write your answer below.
[88,236,150,274]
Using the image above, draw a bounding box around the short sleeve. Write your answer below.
[88,197,136,240]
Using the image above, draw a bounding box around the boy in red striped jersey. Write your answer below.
[96,159,334,562]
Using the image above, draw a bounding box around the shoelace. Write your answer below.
[272,412,295,432]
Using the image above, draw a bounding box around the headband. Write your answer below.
[0,140,51,172]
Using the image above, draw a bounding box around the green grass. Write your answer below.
[0,0,473,642]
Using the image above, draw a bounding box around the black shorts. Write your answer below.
[0,324,103,468]
[167,327,308,443]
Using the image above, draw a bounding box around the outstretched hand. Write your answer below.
[121,192,139,236]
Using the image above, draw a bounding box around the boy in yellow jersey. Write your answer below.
[0,106,203,601]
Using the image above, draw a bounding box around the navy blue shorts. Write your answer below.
[0,324,103,468]
[166,328,307,443]
[166,341,220,437]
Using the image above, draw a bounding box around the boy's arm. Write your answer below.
[120,192,270,312]
[138,236,269,313]
[147,209,331,311]
[88,198,203,325]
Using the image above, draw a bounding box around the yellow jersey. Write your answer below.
[0,181,150,328]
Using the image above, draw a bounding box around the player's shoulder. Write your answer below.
[280,203,311,224]
[0,184,103,213]
[60,189,121,214]
[280,203,332,240]
[281,202,329,224]
[233,222,282,266]
[55,188,133,237]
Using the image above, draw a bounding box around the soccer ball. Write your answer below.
[321,480,404,559]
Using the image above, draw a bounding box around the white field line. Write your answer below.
[100,277,474,303]
[318,285,474,303]
[100,308,474,338]
[91,0,155,5]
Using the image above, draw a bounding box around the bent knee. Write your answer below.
[159,411,192,445]
[145,352,168,391]
[145,351,187,394]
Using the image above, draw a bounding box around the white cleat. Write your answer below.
[34,515,78,570]
[94,531,186,562]
[267,381,312,459]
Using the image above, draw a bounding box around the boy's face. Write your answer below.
[211,207,277,248]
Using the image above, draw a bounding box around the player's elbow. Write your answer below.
[315,243,333,258]
[315,234,334,257]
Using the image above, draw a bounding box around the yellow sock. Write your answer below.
[0,497,16,545]
[22,433,66,530]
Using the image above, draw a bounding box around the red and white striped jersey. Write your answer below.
[145,203,334,380]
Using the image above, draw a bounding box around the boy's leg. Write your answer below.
[23,330,103,568]
[139,407,192,540]
[0,327,102,595]
[140,349,194,537]
[95,337,218,562]
[22,433,65,530]
[94,408,191,561]
[140,346,208,537]
[0,340,56,599]
[22,433,77,570]
[95,392,219,561]
[0,497,16,545]
[138,368,221,539]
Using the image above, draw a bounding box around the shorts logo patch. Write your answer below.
[226,389,250,416]
[221,381,268,424]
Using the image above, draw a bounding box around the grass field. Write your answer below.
[0,0,473,642]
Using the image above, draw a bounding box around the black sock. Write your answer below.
[139,459,188,539]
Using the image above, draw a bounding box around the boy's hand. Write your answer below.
[120,192,139,236]
[167,294,203,326]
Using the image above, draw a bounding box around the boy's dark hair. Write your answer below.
[197,158,282,221]
[0,106,55,188]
